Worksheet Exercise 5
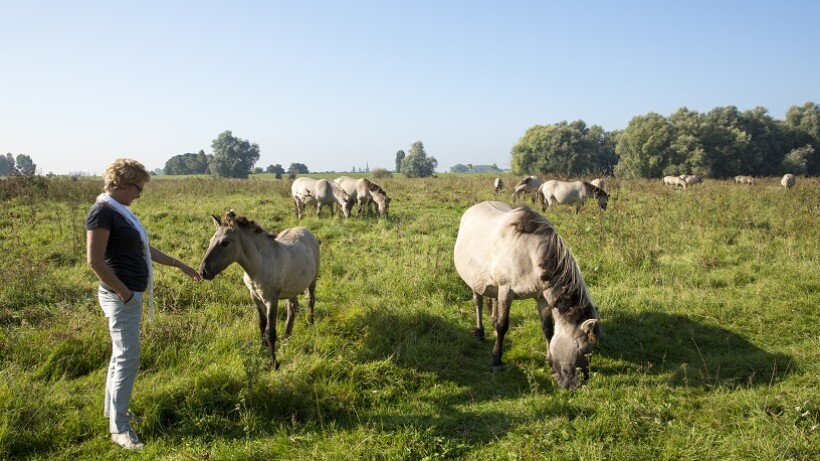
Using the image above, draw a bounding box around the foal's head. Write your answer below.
[199,211,270,280]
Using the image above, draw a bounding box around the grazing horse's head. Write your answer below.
[548,317,600,389]
[585,183,609,210]
[199,211,269,280]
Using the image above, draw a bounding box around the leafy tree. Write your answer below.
[401,141,437,178]
[0,154,13,176]
[395,150,406,173]
[266,164,285,175]
[287,163,309,175]
[511,120,615,176]
[614,113,674,178]
[252,167,263,174]
[165,151,211,175]
[15,154,36,176]
[2,153,19,176]
[209,131,260,179]
[782,144,814,175]
[738,106,787,176]
[783,102,820,175]
[450,163,469,173]
[372,168,392,179]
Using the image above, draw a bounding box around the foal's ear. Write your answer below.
[211,214,222,227]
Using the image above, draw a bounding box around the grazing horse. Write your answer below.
[199,211,320,366]
[538,180,609,213]
[333,176,391,218]
[494,177,504,194]
[781,173,796,189]
[679,174,702,185]
[663,176,688,189]
[590,177,606,191]
[363,180,391,218]
[291,177,349,219]
[734,175,755,185]
[512,176,542,203]
[453,201,601,389]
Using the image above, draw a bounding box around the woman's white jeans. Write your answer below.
[98,287,143,434]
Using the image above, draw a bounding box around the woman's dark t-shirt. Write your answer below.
[85,202,148,292]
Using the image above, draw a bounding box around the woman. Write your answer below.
[85,159,201,449]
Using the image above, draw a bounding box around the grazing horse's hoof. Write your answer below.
[491,365,504,373]
[474,328,485,341]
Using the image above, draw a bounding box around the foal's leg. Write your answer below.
[284,298,298,336]
[473,291,484,340]
[491,286,512,372]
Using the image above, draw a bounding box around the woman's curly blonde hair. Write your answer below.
[103,159,151,192]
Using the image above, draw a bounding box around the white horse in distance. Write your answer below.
[680,174,702,185]
[291,177,350,219]
[734,175,755,185]
[333,176,391,218]
[512,176,541,203]
[663,176,688,188]
[494,177,503,194]
[538,180,609,213]
[781,173,796,189]
[589,177,606,191]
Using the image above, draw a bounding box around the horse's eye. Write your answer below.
[219,240,231,247]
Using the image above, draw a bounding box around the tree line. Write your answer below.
[0,153,37,176]
[511,102,819,178]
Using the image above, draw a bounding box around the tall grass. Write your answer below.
[0,174,818,460]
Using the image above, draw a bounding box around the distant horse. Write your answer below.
[734,175,755,185]
[781,173,796,189]
[453,201,601,389]
[538,180,609,213]
[663,176,688,189]
[590,177,606,191]
[291,177,349,219]
[680,174,702,185]
[512,176,542,203]
[199,211,320,366]
[494,177,504,194]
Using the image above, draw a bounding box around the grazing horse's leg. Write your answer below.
[284,298,298,336]
[536,297,554,362]
[265,299,279,368]
[252,295,268,347]
[491,286,512,372]
[306,279,316,324]
[294,198,302,219]
[473,291,484,340]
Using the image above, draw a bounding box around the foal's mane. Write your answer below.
[509,206,598,323]
[223,211,276,239]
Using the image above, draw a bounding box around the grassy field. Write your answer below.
[0,174,818,460]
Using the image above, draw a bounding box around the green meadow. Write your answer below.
[0,174,818,460]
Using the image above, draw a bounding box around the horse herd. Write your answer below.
[290,176,392,219]
[196,172,800,389]
[660,173,798,189]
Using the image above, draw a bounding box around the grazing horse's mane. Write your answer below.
[582,181,608,198]
[222,211,275,239]
[367,180,386,196]
[509,206,598,324]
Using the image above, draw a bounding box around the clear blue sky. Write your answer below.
[2,1,818,175]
